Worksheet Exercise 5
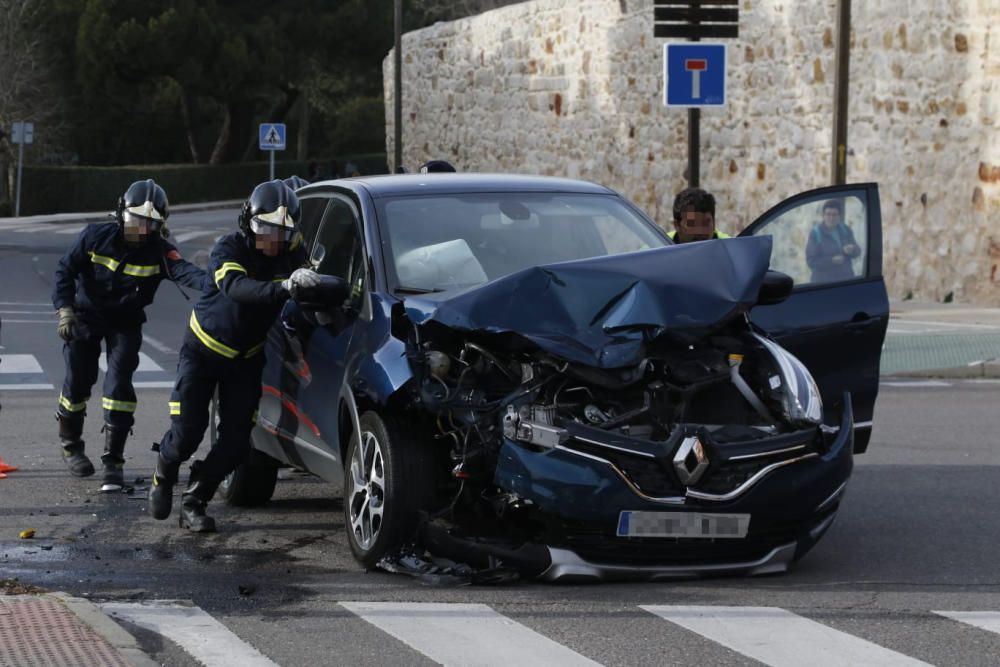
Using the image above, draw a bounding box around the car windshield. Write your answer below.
[378,192,666,292]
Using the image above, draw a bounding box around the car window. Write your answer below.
[746,194,869,287]
[377,193,666,292]
[309,195,366,301]
[297,196,329,250]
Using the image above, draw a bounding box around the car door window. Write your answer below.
[309,195,366,305]
[297,196,329,250]
[746,194,869,288]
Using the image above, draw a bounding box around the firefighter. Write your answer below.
[148,180,320,532]
[52,179,206,491]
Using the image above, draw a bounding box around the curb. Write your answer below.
[882,359,1000,380]
[0,200,243,225]
[52,592,159,667]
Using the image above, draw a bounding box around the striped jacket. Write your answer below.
[53,222,205,325]
[189,231,306,359]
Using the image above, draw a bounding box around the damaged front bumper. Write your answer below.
[492,399,854,581]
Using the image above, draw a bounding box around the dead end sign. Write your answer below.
[664,43,727,107]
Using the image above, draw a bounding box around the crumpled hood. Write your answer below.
[404,235,773,368]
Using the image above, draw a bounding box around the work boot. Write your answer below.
[58,413,94,478]
[179,462,221,533]
[99,425,129,492]
[149,454,181,520]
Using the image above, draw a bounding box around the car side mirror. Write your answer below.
[757,270,794,306]
[294,274,351,312]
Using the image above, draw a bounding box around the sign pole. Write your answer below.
[688,107,700,188]
[269,150,275,181]
[831,0,851,184]
[15,130,25,217]
[655,2,738,190]
[393,0,403,172]
[687,37,700,189]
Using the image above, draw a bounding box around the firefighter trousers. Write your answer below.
[157,335,265,482]
[57,319,142,428]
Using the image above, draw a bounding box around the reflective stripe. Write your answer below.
[272,276,287,283]
[214,262,247,286]
[251,409,259,424]
[245,342,265,357]
[668,230,731,240]
[89,251,120,271]
[59,393,88,412]
[123,263,160,277]
[89,251,159,277]
[102,397,137,412]
[189,312,239,359]
[168,401,181,416]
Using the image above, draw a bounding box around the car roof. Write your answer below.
[310,173,619,198]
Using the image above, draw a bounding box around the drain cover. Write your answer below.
[0,597,131,667]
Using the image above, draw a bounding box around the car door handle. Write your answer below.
[845,315,877,331]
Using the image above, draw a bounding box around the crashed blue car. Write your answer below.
[215,174,888,581]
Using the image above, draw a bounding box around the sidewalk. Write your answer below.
[0,199,243,226]
[882,299,1000,378]
[0,591,156,667]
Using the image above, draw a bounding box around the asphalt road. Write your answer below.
[2,213,1000,666]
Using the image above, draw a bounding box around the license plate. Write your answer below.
[616,511,750,538]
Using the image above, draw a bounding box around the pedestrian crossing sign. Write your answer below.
[259,123,287,151]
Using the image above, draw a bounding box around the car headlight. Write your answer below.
[753,333,823,425]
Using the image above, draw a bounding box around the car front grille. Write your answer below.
[560,439,684,497]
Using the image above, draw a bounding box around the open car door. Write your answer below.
[740,183,888,453]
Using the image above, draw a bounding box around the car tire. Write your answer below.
[211,390,279,507]
[344,410,435,568]
[218,449,279,507]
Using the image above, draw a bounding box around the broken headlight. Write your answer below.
[753,333,823,425]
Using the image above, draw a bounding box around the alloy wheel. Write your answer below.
[348,430,386,550]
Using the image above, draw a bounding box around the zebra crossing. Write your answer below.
[99,601,1000,667]
[0,352,174,390]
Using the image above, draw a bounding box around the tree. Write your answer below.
[0,0,69,179]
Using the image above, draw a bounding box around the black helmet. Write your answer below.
[238,179,300,245]
[117,179,168,236]
[419,160,456,173]
[283,175,310,191]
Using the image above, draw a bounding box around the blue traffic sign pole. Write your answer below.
[664,43,727,188]
[259,123,287,181]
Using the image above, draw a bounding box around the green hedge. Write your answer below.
[8,153,386,216]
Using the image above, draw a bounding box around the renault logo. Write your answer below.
[673,436,710,486]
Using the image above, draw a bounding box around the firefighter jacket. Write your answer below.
[188,231,307,359]
[52,222,206,326]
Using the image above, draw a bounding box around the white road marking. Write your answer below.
[0,354,45,373]
[172,230,219,243]
[0,319,57,324]
[101,602,279,667]
[133,381,175,389]
[934,611,1000,635]
[896,319,1000,331]
[142,334,175,354]
[881,380,951,387]
[99,351,163,373]
[54,225,86,235]
[0,302,53,306]
[0,383,53,390]
[642,605,930,667]
[340,601,601,666]
[0,310,54,315]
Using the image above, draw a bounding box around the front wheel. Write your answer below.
[344,411,435,567]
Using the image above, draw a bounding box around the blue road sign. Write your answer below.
[664,43,727,107]
[259,123,287,151]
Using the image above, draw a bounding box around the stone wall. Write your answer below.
[385,0,1000,304]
